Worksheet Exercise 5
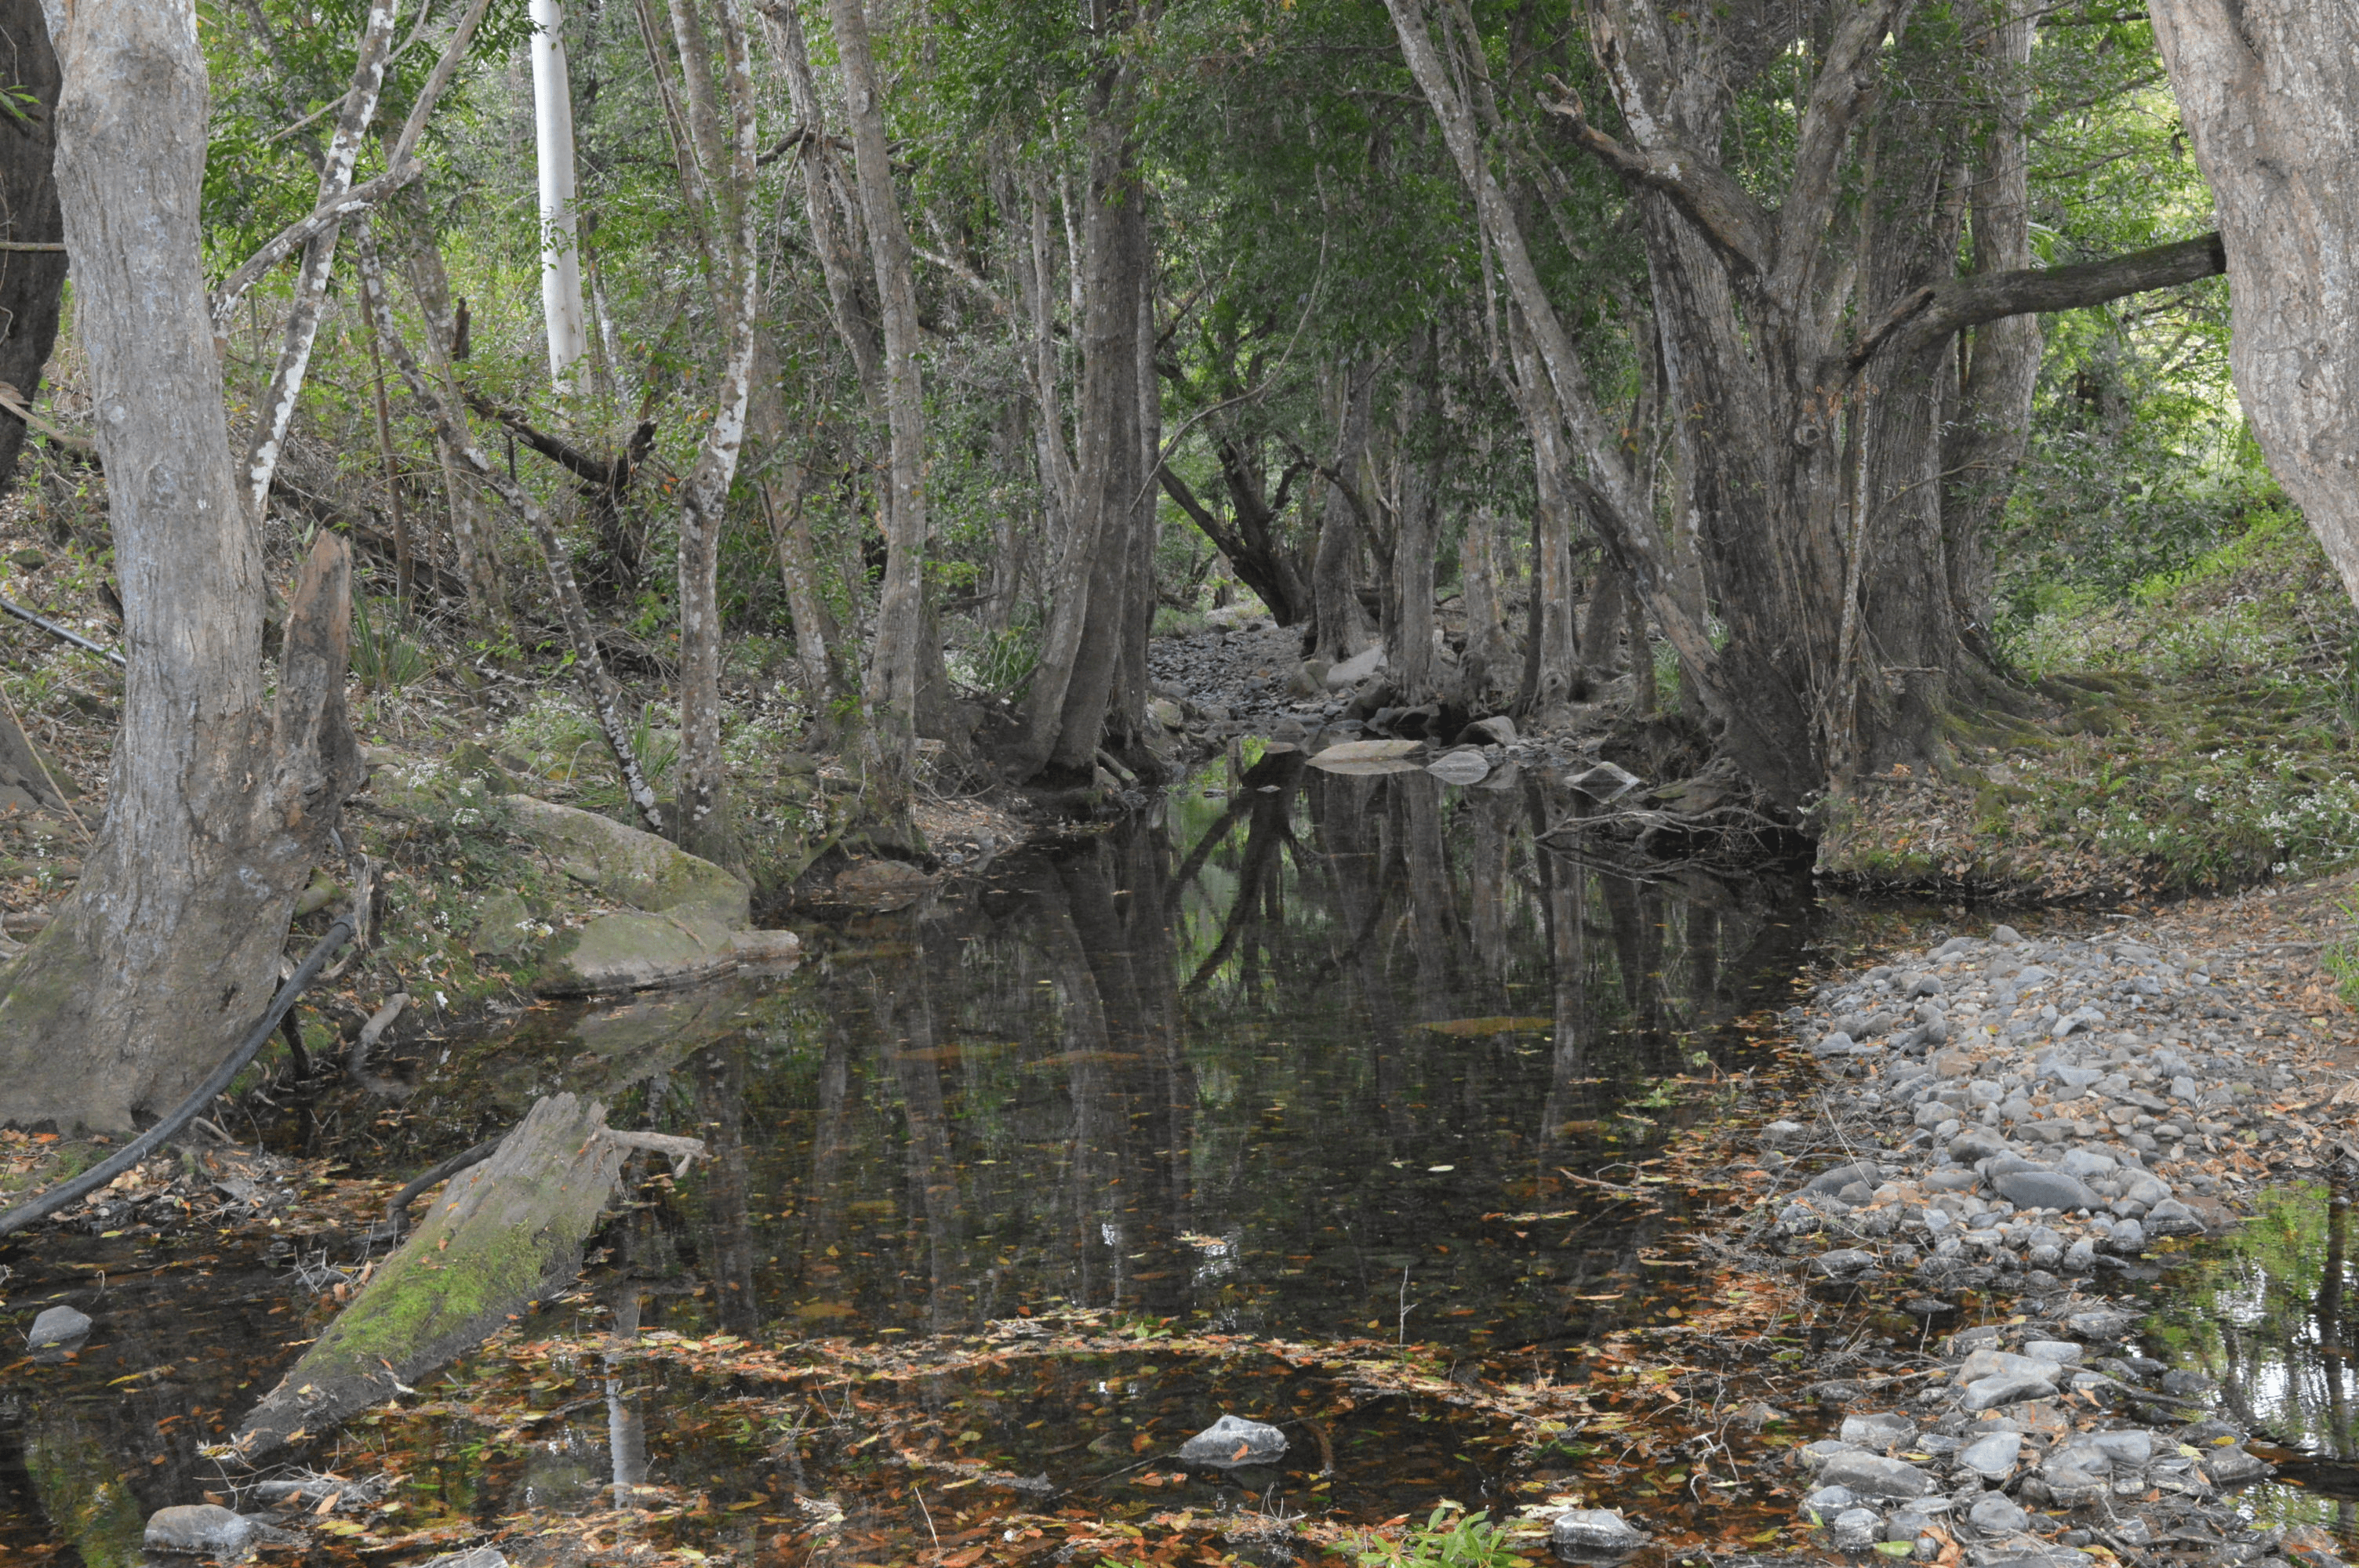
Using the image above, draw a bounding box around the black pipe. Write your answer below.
[0,913,355,1239]
[0,597,124,665]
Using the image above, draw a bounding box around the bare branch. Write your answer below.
[1837,232,2226,379]
[1542,87,1772,274]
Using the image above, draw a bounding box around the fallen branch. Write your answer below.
[599,1128,707,1176]
[368,1132,503,1240]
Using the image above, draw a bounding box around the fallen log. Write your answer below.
[233,1093,702,1457]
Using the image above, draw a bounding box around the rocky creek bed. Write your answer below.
[1714,891,2359,1568]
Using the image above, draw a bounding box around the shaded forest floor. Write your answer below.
[1819,514,2359,905]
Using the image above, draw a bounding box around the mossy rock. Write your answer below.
[536,909,738,996]
[501,795,748,925]
[466,889,545,959]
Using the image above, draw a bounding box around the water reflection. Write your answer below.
[2149,1182,2359,1534]
[599,754,1819,1348]
[0,758,1829,1554]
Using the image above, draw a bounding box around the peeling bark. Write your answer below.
[2148,0,2359,605]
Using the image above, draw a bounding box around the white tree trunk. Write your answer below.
[529,0,590,397]
[239,0,397,524]
[2150,0,2359,603]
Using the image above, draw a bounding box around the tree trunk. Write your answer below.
[0,0,65,501]
[1390,333,1442,705]
[1310,362,1377,663]
[239,0,397,523]
[823,0,925,778]
[1939,0,2038,641]
[664,0,761,868]
[1017,63,1150,779]
[759,0,885,414]
[529,0,591,397]
[0,2,364,1134]
[1504,314,1580,714]
[2148,0,2359,606]
[1456,506,1514,710]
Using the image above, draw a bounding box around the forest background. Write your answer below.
[0,0,2354,1129]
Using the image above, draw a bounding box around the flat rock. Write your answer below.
[26,1305,90,1348]
[2202,1445,2270,1486]
[144,1505,257,1555]
[1968,1494,2030,1534]
[1425,748,1490,786]
[536,908,740,996]
[1958,1431,2023,1477]
[1177,1414,1286,1468]
[1324,644,1386,688]
[500,795,747,924]
[1994,1169,2098,1212]
[1829,1508,1881,1551]
[1550,1508,1645,1557]
[1956,1348,2064,1385]
[1841,1412,1917,1451]
[1818,1451,1936,1499]
[1958,1370,2058,1411]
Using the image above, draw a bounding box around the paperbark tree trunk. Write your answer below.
[1389,333,1442,705]
[1308,363,1376,663]
[823,0,925,778]
[529,0,591,397]
[0,0,65,499]
[662,0,760,867]
[1939,0,2038,641]
[2148,0,2359,606]
[239,0,397,524]
[0,0,364,1135]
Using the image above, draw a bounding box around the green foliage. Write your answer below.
[350,596,434,693]
[1353,1509,1525,1568]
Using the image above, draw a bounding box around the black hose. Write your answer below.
[0,597,124,666]
[367,1134,505,1241]
[0,913,355,1239]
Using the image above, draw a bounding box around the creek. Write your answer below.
[1,750,1957,1565]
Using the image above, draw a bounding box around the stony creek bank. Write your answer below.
[1716,877,2359,1568]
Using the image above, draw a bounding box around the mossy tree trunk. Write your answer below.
[0,1,362,1134]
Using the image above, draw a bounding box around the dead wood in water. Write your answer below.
[234,1093,703,1457]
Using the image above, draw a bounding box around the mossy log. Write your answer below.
[234,1093,700,1457]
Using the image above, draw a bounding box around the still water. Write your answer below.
[1,753,1871,1562]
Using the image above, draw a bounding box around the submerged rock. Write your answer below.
[144,1505,257,1555]
[1177,1414,1286,1468]
[25,1305,90,1348]
[1550,1508,1645,1557]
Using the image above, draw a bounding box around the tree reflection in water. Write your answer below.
[634,756,1817,1352]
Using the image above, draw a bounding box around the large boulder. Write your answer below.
[500,795,747,924]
